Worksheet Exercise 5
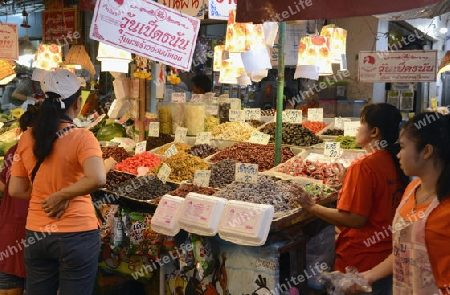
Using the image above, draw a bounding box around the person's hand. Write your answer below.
[345,270,375,295]
[335,163,347,184]
[289,183,316,211]
[104,157,117,172]
[41,192,69,220]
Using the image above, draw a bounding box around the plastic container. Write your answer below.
[335,82,348,99]
[218,100,231,123]
[184,102,205,136]
[319,100,337,118]
[171,102,185,132]
[157,101,172,134]
[337,100,367,117]
[204,101,220,132]
[150,195,185,236]
[219,200,274,246]
[178,192,227,236]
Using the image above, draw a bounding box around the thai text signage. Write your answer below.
[358,50,437,82]
[90,0,200,71]
[42,8,79,44]
[157,0,206,19]
[0,24,18,60]
[208,0,237,20]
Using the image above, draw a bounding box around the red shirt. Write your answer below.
[0,144,29,278]
[335,150,405,272]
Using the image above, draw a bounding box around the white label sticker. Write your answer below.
[248,131,271,145]
[191,94,204,103]
[157,163,171,184]
[334,117,351,130]
[195,132,212,145]
[283,110,303,124]
[171,92,186,103]
[165,144,178,158]
[135,141,147,155]
[193,170,211,188]
[174,127,188,143]
[206,105,219,115]
[235,163,258,184]
[148,122,160,137]
[307,108,324,122]
[229,109,246,122]
[344,121,360,137]
[244,108,261,120]
[324,142,341,158]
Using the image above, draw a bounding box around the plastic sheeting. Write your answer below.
[375,0,450,20]
[236,0,443,23]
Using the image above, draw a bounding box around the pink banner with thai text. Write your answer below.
[358,50,437,83]
[0,24,18,60]
[90,0,200,71]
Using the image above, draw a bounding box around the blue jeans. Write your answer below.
[24,229,100,295]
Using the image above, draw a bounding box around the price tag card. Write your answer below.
[148,122,160,137]
[193,170,211,187]
[229,109,246,122]
[334,117,351,130]
[205,105,219,115]
[283,110,302,124]
[157,163,171,184]
[174,127,188,143]
[248,131,271,145]
[135,141,147,155]
[307,108,324,122]
[195,132,212,145]
[171,92,186,103]
[235,163,258,184]
[324,142,341,158]
[244,108,261,120]
[164,144,178,158]
[191,94,204,103]
[344,121,360,137]
[203,93,215,101]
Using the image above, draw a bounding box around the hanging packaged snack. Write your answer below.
[191,234,215,280]
[179,235,195,272]
[99,204,119,244]
[126,212,163,260]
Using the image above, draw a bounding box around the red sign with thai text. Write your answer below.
[90,0,200,71]
[42,7,79,45]
[0,24,18,60]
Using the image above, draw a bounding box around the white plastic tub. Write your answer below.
[150,195,185,236]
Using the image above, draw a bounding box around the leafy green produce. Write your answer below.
[335,135,361,149]
[96,123,126,141]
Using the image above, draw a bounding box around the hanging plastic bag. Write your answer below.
[306,225,335,289]
[318,267,372,295]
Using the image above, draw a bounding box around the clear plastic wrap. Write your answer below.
[318,267,372,295]
[171,102,186,131]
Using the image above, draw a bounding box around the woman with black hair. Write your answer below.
[358,111,450,294]
[0,103,40,295]
[9,69,106,295]
[290,103,409,295]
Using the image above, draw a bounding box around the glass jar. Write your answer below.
[171,102,185,132]
[204,101,220,132]
[184,102,205,136]
[157,101,172,134]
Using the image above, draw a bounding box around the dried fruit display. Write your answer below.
[259,122,322,146]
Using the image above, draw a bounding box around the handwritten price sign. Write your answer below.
[229,109,246,122]
[334,117,351,130]
[157,163,172,184]
[148,122,160,137]
[195,132,212,145]
[135,141,147,155]
[307,108,324,122]
[244,108,261,120]
[165,144,179,158]
[191,94,203,103]
[172,92,186,103]
[174,127,188,143]
[248,131,271,145]
[235,163,258,184]
[324,142,341,158]
[344,122,360,137]
[283,110,302,124]
[193,170,211,187]
[206,105,219,115]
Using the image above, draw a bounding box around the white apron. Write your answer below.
[392,181,441,295]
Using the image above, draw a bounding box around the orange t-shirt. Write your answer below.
[335,150,405,273]
[11,124,102,233]
[399,179,450,294]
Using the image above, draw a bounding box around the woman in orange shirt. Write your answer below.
[9,69,106,295]
[291,103,409,295]
[359,111,450,294]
